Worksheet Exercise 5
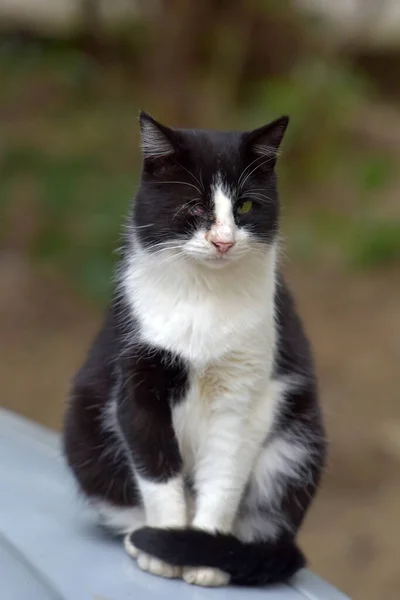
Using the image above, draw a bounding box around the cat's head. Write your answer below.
[132,112,288,268]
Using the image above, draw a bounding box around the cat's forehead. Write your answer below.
[177,128,243,183]
[179,128,241,156]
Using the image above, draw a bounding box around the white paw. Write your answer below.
[183,567,230,587]
[137,552,182,579]
[123,533,139,559]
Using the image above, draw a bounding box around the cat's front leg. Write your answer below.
[124,476,186,578]
[117,349,188,579]
[185,388,274,587]
[183,407,248,587]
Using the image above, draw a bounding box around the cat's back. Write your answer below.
[67,308,119,411]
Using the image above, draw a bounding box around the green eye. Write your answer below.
[237,200,253,214]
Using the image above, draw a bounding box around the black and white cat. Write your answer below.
[64,112,326,587]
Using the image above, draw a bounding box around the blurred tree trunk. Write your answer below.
[138,0,314,126]
[139,0,216,124]
[80,0,104,59]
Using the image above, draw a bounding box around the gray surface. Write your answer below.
[0,409,350,600]
[0,532,62,600]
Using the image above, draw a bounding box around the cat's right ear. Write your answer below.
[139,112,178,162]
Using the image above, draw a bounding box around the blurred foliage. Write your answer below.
[0,0,399,302]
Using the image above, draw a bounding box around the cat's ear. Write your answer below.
[139,112,178,161]
[242,116,289,164]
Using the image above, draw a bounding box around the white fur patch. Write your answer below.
[125,240,277,366]
[135,475,187,528]
[235,511,280,542]
[247,434,309,509]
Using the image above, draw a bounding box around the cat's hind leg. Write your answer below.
[93,499,145,535]
[235,388,326,547]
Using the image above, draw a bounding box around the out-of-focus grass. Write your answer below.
[288,211,400,267]
[1,148,136,300]
[287,150,400,268]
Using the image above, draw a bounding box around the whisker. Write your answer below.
[150,242,184,251]
[155,251,188,268]
[141,241,184,254]
[131,223,155,229]
[147,180,202,194]
[199,169,205,192]
[253,145,279,157]
[175,162,204,193]
[238,155,264,188]
[240,192,273,204]
[239,157,275,191]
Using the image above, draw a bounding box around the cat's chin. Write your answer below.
[189,254,238,269]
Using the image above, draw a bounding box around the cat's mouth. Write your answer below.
[184,247,241,268]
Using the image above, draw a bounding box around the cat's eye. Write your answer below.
[237,200,253,215]
[188,206,205,217]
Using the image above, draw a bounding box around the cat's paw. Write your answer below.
[183,567,230,587]
[123,533,139,558]
[137,552,182,579]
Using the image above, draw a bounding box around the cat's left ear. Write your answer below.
[139,111,179,161]
[242,116,289,164]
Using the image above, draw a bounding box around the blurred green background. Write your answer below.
[0,1,399,598]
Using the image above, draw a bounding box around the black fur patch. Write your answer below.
[117,346,188,481]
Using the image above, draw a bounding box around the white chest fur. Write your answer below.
[124,245,277,367]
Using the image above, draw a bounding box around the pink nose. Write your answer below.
[212,240,235,254]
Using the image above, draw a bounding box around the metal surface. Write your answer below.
[0,409,350,600]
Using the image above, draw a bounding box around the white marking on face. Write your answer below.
[208,180,236,246]
[181,175,251,264]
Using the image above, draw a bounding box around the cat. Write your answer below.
[63,111,326,588]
